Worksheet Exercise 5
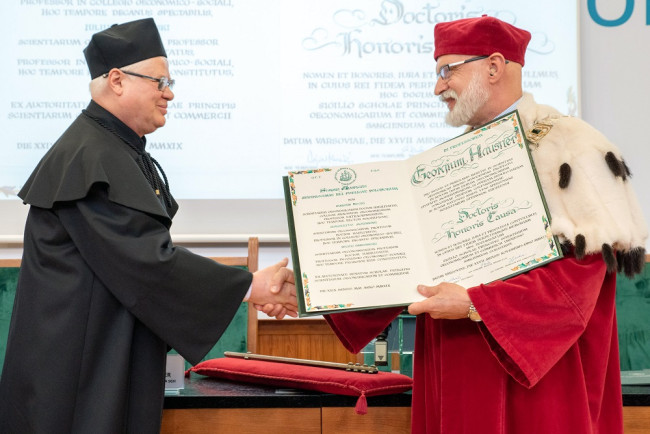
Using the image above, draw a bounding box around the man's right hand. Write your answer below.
[248,258,297,319]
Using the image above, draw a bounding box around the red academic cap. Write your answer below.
[433,15,531,66]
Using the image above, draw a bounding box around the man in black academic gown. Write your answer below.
[0,18,297,434]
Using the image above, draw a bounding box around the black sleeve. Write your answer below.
[55,185,252,364]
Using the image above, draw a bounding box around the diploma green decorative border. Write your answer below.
[302,272,354,312]
[473,112,525,150]
[288,168,332,205]
[510,215,560,272]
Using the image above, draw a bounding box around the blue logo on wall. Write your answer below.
[588,0,648,26]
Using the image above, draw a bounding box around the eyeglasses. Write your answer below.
[120,70,175,91]
[436,56,488,81]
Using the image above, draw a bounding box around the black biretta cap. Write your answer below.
[83,18,167,79]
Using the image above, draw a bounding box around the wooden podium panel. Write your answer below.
[161,408,321,434]
[623,407,650,434]
[322,407,411,434]
[161,406,412,434]
[257,318,360,363]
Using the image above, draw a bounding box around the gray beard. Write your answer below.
[440,72,489,127]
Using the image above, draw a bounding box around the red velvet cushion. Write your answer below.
[186,357,412,414]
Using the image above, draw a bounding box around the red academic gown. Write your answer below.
[325,254,623,433]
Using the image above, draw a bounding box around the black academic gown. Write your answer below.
[0,101,252,434]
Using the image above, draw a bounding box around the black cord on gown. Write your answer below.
[82,110,173,208]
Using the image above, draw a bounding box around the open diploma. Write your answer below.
[284,112,562,316]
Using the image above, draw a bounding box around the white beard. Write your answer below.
[440,72,489,127]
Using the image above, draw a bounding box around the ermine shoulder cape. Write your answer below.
[516,92,647,276]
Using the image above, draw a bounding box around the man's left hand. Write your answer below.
[407,282,472,319]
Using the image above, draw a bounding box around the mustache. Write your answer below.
[439,89,458,102]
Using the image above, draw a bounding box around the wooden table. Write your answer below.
[162,375,411,434]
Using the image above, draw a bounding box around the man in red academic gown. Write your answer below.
[324,16,648,434]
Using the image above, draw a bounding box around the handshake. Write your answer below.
[246,258,297,319]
